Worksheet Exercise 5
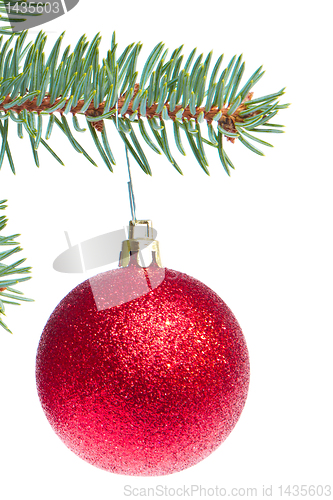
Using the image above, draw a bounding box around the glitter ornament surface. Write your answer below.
[36,259,250,476]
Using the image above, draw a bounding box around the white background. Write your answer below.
[0,1,332,498]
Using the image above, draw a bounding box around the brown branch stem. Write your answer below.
[0,91,258,137]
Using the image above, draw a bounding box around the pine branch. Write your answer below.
[0,30,290,175]
[0,199,33,333]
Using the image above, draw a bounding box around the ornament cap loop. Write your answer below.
[119,220,162,268]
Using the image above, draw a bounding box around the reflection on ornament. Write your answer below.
[36,221,250,476]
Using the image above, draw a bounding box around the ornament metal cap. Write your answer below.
[119,220,162,268]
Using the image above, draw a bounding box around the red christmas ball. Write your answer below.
[36,258,250,476]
